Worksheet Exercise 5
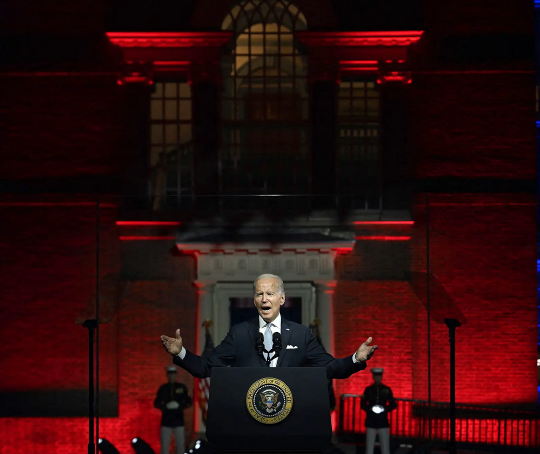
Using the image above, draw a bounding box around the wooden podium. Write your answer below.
[206,367,332,453]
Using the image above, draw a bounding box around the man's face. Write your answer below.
[254,278,285,323]
[167,372,176,383]
[373,374,383,384]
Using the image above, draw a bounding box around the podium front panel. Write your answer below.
[206,367,332,451]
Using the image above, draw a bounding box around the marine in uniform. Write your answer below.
[361,368,397,454]
[154,365,192,454]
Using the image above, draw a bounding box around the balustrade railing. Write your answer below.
[339,394,540,452]
[148,141,384,213]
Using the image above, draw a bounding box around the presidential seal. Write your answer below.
[246,377,293,424]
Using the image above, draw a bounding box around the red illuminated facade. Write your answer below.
[0,1,537,453]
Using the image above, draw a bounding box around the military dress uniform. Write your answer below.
[361,368,396,454]
[154,369,192,454]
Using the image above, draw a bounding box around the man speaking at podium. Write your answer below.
[161,274,377,379]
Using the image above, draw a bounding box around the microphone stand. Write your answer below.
[264,349,280,367]
[255,334,282,367]
[264,337,282,367]
[256,346,280,367]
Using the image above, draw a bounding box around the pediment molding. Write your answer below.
[106,32,233,48]
[295,31,424,47]
[177,241,352,282]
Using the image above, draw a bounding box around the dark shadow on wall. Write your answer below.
[0,389,118,417]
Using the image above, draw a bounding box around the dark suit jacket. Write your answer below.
[173,317,367,379]
[361,383,397,428]
[153,382,192,427]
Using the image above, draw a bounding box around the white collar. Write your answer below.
[259,313,281,331]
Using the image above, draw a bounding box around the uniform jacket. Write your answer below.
[173,317,367,379]
[153,382,192,427]
[361,383,397,428]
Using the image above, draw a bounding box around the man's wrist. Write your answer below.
[353,352,366,363]
[176,346,186,360]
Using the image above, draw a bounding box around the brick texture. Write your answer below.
[333,194,537,411]
[0,203,119,392]
[0,77,125,181]
[410,195,537,403]
[408,73,536,180]
[0,0,537,453]
[0,209,198,453]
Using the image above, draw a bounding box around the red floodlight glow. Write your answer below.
[106,32,233,48]
[340,61,379,72]
[355,236,411,241]
[116,221,181,226]
[295,31,424,47]
[333,247,354,255]
[119,236,176,241]
[377,71,412,84]
[153,61,190,66]
[353,221,414,225]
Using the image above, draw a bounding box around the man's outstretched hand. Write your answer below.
[161,329,183,355]
[355,337,378,362]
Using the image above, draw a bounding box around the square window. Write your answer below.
[164,83,177,98]
[151,100,163,120]
[180,100,192,121]
[151,124,164,145]
[165,100,178,120]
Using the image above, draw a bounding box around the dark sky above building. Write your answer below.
[106,0,424,32]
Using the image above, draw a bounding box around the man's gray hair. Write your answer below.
[253,274,285,295]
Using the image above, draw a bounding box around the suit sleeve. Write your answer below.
[154,386,165,411]
[360,388,369,412]
[303,329,367,379]
[172,327,237,378]
[182,384,193,409]
[386,387,397,412]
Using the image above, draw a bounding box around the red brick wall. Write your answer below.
[0,216,198,454]
[0,202,119,454]
[0,77,125,181]
[411,194,537,404]
[0,1,537,453]
[0,202,120,392]
[333,194,537,406]
[114,278,198,452]
[333,280,418,401]
[408,73,536,180]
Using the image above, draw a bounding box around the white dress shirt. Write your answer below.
[259,314,282,367]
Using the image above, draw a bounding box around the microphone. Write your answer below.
[272,332,282,354]
[255,332,265,356]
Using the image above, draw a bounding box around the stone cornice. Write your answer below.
[106,30,423,49]
[296,31,424,47]
[183,246,349,282]
[106,32,233,48]
[176,241,354,255]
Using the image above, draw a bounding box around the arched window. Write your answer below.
[221,0,309,195]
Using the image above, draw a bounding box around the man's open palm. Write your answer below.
[161,329,183,355]
[355,337,377,362]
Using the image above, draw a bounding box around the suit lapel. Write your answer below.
[247,317,267,367]
[277,318,293,367]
